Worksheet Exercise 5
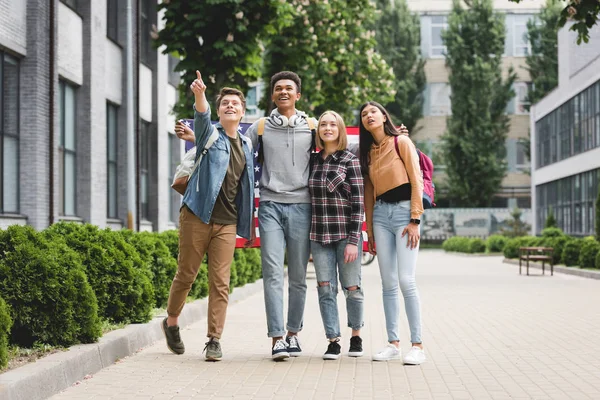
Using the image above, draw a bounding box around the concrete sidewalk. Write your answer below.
[46,250,600,400]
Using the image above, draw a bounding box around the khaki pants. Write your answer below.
[167,206,237,339]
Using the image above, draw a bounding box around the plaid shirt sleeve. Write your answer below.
[346,156,364,246]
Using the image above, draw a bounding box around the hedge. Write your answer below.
[562,238,583,267]
[579,237,600,269]
[118,230,178,309]
[468,238,486,253]
[486,235,508,253]
[45,223,154,324]
[503,236,541,259]
[0,225,101,347]
[0,296,12,369]
[442,236,471,252]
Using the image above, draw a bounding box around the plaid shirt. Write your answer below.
[309,149,364,246]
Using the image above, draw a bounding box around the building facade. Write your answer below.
[405,0,545,208]
[0,0,183,232]
[531,23,600,236]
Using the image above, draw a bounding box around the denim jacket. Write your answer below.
[182,106,255,239]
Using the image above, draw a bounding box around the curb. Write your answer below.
[0,279,264,400]
[502,258,600,280]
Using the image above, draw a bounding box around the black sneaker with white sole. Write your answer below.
[323,340,341,360]
[272,339,290,361]
[286,335,302,357]
[348,336,363,357]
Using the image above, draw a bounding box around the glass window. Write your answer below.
[140,120,151,220]
[59,81,77,216]
[1,53,20,213]
[246,86,258,117]
[107,0,118,42]
[140,0,152,65]
[430,16,448,57]
[513,14,532,56]
[61,0,76,9]
[107,104,118,219]
[168,55,179,87]
[426,83,451,116]
[514,82,531,114]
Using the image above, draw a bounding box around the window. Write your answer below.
[140,120,151,220]
[140,0,152,65]
[107,0,118,42]
[535,80,600,168]
[246,86,258,117]
[514,82,531,114]
[107,104,118,219]
[168,133,180,223]
[424,83,451,116]
[61,0,76,9]
[168,55,179,87]
[536,169,599,236]
[430,16,448,57]
[1,53,20,214]
[513,14,532,56]
[59,81,77,216]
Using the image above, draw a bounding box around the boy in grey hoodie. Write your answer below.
[244,71,314,360]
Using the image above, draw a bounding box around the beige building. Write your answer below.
[405,0,546,208]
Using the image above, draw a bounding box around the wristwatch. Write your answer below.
[410,218,421,225]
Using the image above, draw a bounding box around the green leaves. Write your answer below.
[441,0,515,207]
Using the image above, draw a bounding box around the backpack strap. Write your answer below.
[257,117,266,136]
[194,125,220,192]
[257,117,266,164]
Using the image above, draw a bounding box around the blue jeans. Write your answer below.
[372,200,422,344]
[311,239,364,339]
[258,201,311,337]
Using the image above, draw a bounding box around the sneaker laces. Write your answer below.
[287,335,300,348]
[273,339,288,351]
[327,340,340,352]
[377,344,399,357]
[203,338,219,353]
[168,325,182,342]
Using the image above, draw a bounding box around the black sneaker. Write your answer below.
[348,336,363,357]
[323,340,341,360]
[161,318,185,355]
[286,335,302,357]
[272,339,290,361]
[204,338,222,361]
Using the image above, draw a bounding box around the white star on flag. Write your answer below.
[254,151,259,157]
[255,165,260,172]
[183,120,191,127]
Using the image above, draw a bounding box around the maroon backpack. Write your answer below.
[394,135,436,209]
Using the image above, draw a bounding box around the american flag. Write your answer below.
[182,120,367,250]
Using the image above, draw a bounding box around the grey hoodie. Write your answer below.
[246,108,315,204]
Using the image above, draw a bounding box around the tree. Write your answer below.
[509,0,599,44]
[595,184,600,241]
[374,0,426,133]
[155,1,293,120]
[441,0,516,207]
[526,0,562,107]
[545,206,557,228]
[260,0,395,123]
[501,207,531,237]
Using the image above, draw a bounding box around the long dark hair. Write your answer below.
[358,101,399,175]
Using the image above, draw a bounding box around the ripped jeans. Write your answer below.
[310,239,364,339]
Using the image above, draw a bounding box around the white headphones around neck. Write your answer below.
[270,113,303,128]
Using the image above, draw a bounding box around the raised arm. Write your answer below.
[190,70,213,150]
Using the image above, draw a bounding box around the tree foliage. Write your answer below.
[441,0,516,207]
[260,0,395,123]
[155,0,292,120]
[526,0,562,107]
[509,0,599,44]
[545,206,557,228]
[374,0,426,133]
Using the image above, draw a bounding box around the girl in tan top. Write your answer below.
[358,101,426,365]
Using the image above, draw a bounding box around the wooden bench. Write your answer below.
[519,247,554,276]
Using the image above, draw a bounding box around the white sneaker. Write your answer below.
[372,344,401,361]
[403,346,426,365]
[271,339,290,361]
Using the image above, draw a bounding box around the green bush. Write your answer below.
[0,297,13,369]
[442,236,471,252]
[468,238,486,253]
[579,238,600,269]
[0,225,101,347]
[540,235,568,264]
[119,231,178,309]
[158,230,179,261]
[561,238,583,266]
[503,236,541,259]
[245,248,262,282]
[486,235,508,252]
[189,262,209,300]
[45,223,154,324]
[541,227,564,238]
